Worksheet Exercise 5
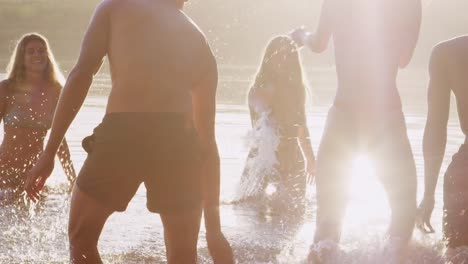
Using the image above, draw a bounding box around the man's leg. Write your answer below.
[160,206,202,264]
[68,186,114,264]
[314,147,352,243]
[375,118,417,242]
[314,108,354,243]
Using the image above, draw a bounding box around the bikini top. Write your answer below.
[1,83,53,130]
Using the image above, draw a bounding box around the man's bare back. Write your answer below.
[293,0,421,112]
[81,0,214,113]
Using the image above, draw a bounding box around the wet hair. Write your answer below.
[6,33,65,89]
[252,35,307,126]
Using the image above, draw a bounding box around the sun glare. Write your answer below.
[351,155,375,181]
[346,154,388,229]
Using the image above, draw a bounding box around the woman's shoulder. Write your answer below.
[46,81,62,98]
[0,79,12,96]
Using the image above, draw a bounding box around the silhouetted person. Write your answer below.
[0,33,75,202]
[291,0,421,262]
[418,36,468,252]
[238,36,315,213]
[24,0,233,263]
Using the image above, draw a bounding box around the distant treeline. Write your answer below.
[0,0,468,71]
[0,0,99,69]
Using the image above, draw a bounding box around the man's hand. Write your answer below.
[416,196,435,233]
[24,152,55,202]
[207,230,235,264]
[289,27,307,48]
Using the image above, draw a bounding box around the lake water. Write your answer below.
[0,68,466,263]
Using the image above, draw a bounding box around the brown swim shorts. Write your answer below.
[76,112,203,213]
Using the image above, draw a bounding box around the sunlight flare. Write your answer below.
[346,154,388,227]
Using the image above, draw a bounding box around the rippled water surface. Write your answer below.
[0,69,466,263]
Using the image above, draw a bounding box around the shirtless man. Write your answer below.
[418,36,468,251]
[291,0,421,261]
[24,0,234,263]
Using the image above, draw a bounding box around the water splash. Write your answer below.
[234,110,280,201]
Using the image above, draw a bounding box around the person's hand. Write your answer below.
[306,159,316,185]
[289,26,307,47]
[24,152,55,202]
[416,195,435,233]
[206,230,235,264]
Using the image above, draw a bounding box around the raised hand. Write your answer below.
[289,26,307,47]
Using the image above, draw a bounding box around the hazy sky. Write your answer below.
[185,0,468,67]
[0,0,467,68]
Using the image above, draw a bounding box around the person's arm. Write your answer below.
[398,0,422,68]
[192,43,234,264]
[192,48,221,231]
[44,2,110,156]
[25,0,111,198]
[418,44,451,232]
[291,0,333,53]
[423,45,451,200]
[304,0,333,53]
[57,138,77,190]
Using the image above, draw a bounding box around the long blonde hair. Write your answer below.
[252,36,307,126]
[6,33,65,89]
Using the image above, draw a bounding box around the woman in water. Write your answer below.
[239,36,315,211]
[0,33,76,201]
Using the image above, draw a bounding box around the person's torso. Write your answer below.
[105,0,212,113]
[329,0,406,112]
[3,83,56,130]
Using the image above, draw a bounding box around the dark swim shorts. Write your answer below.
[76,112,203,214]
[443,144,468,248]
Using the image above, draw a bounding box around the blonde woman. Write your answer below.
[0,33,76,200]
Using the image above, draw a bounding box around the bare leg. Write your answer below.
[160,206,202,264]
[375,122,417,242]
[313,109,354,244]
[68,186,114,264]
[309,108,355,264]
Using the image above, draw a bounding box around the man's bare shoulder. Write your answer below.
[433,36,468,60]
[94,0,115,10]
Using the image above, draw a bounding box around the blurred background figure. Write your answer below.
[237,36,315,214]
[418,36,468,263]
[0,33,76,203]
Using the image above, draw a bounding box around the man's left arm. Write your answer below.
[398,0,422,68]
[25,1,111,198]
